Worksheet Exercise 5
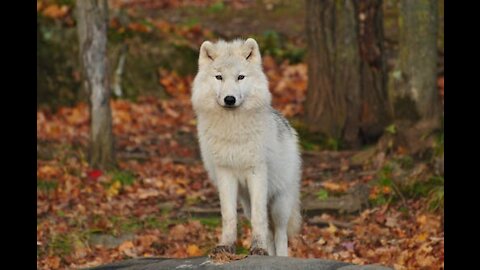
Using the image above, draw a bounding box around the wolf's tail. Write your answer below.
[287,201,302,237]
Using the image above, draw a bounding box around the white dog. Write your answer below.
[191,38,301,256]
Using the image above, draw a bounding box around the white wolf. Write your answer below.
[191,38,301,256]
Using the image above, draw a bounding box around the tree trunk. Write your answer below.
[355,0,392,144]
[76,0,115,170]
[386,0,441,153]
[305,0,360,146]
[305,0,390,148]
[392,0,440,122]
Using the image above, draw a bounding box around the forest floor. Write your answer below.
[37,55,444,270]
[37,1,444,269]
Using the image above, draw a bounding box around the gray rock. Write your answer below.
[88,233,135,249]
[85,256,394,270]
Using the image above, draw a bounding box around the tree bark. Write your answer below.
[305,0,390,148]
[385,0,441,153]
[391,0,440,124]
[355,0,392,144]
[76,0,115,170]
[305,0,360,146]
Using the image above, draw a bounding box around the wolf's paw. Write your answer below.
[249,247,268,256]
[209,245,236,256]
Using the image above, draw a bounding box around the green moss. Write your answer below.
[403,176,443,198]
[193,217,221,228]
[369,164,396,207]
[208,1,225,13]
[427,185,444,212]
[37,15,82,110]
[143,216,163,230]
[50,234,73,256]
[292,120,344,151]
[237,245,249,255]
[316,189,329,201]
[395,155,414,170]
[37,179,58,192]
[110,170,136,186]
[255,31,305,64]
[120,218,142,233]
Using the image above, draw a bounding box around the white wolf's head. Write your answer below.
[191,38,271,113]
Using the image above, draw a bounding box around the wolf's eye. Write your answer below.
[238,75,245,80]
[215,75,223,80]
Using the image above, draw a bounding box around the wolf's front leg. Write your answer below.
[247,164,269,255]
[211,166,238,255]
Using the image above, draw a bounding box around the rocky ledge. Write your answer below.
[86,256,394,270]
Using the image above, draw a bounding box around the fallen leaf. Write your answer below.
[187,244,202,256]
[326,223,338,234]
[107,181,122,198]
[45,256,61,269]
[87,169,103,181]
[42,4,69,19]
[118,241,137,257]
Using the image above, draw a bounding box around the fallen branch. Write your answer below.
[302,184,370,214]
[182,185,370,218]
[307,217,353,229]
[113,44,128,97]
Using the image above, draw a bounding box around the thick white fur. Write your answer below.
[191,38,301,256]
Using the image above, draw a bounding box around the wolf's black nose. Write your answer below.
[224,96,236,106]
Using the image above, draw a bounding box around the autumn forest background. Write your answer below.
[37,0,444,269]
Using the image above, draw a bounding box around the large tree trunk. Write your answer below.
[386,0,441,153]
[305,0,390,148]
[393,0,440,122]
[305,0,360,147]
[76,0,115,170]
[355,0,392,144]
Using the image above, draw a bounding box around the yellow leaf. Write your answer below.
[187,244,202,256]
[38,165,61,178]
[326,222,338,234]
[415,232,429,242]
[107,181,122,198]
[176,188,186,195]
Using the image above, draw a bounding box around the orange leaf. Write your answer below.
[187,244,202,256]
[42,4,69,19]
[128,22,151,33]
[45,256,61,269]
[320,180,349,193]
[118,240,137,257]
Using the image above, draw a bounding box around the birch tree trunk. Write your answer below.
[76,0,115,169]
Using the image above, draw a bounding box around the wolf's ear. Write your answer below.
[242,38,261,65]
[199,41,216,66]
